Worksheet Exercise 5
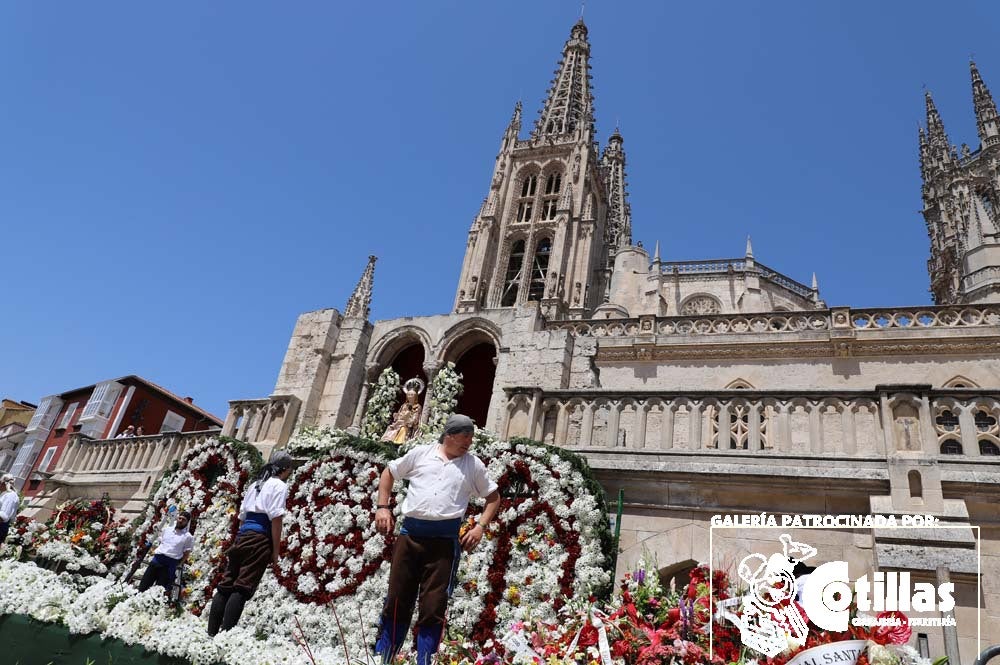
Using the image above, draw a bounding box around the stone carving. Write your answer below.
[680,296,722,316]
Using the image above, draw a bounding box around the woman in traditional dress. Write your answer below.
[380,377,425,444]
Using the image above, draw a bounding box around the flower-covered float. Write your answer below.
[0,427,618,664]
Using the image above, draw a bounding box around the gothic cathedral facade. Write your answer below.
[235,21,1000,657]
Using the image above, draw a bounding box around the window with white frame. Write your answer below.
[160,410,186,433]
[37,446,57,473]
[58,403,79,430]
[26,396,62,433]
[81,382,122,421]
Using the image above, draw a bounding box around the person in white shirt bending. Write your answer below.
[0,473,19,544]
[137,510,195,595]
[207,450,294,636]
[373,414,501,665]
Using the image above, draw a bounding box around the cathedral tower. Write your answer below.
[454,20,629,320]
[921,63,1000,304]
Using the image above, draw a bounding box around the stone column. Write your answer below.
[660,403,674,450]
[606,401,621,447]
[635,403,648,449]
[778,403,793,452]
[878,393,894,455]
[842,407,857,455]
[419,361,442,426]
[918,395,938,454]
[716,402,730,450]
[809,403,823,454]
[957,404,980,456]
[555,403,571,446]
[935,566,961,665]
[748,403,762,451]
[526,390,543,441]
[351,364,381,430]
[689,402,702,449]
[580,402,595,447]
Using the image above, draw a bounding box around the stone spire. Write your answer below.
[344,255,376,320]
[745,235,754,258]
[970,61,999,148]
[502,100,523,150]
[532,19,595,141]
[925,92,951,153]
[601,127,632,249]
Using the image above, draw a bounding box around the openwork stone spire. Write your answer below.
[971,61,999,148]
[601,127,631,249]
[532,19,595,141]
[344,255,376,320]
[924,91,952,155]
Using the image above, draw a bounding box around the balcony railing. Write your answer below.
[501,386,1000,462]
[547,304,1000,339]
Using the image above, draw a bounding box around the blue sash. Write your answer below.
[400,517,461,539]
[238,511,271,536]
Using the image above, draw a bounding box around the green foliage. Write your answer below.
[360,367,402,440]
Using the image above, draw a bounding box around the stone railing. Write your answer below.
[501,386,1000,461]
[756,263,814,299]
[221,394,300,452]
[547,304,1000,339]
[850,305,1000,330]
[659,258,747,275]
[36,429,223,515]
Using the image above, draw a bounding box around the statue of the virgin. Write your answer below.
[379,377,425,444]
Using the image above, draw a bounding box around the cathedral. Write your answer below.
[224,20,1000,660]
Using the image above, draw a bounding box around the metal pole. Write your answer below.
[610,489,624,575]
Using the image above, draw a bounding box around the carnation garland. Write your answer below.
[360,367,401,440]
[130,436,261,612]
[423,361,464,433]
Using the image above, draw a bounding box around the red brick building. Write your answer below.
[11,375,222,493]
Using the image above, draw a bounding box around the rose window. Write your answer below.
[681,296,721,316]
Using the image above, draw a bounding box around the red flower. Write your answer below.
[871,611,912,645]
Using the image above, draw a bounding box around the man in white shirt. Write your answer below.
[374,414,501,665]
[207,450,295,636]
[0,473,19,544]
[137,510,195,595]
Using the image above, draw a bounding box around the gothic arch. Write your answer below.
[369,325,433,368]
[725,379,755,390]
[437,317,502,363]
[679,294,722,316]
[944,375,979,388]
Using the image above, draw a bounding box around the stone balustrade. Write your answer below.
[29,429,224,517]
[221,394,300,454]
[502,386,1000,463]
[547,303,1000,339]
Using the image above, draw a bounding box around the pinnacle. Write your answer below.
[344,255,377,320]
[745,235,754,258]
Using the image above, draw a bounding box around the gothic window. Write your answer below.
[934,410,959,432]
[980,440,1000,456]
[680,295,722,316]
[545,173,562,195]
[974,409,997,433]
[939,439,963,455]
[520,174,538,198]
[527,237,552,302]
[517,201,534,223]
[500,240,526,307]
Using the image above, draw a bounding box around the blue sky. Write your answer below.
[2,2,999,419]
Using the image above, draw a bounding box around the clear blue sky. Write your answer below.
[3,2,999,419]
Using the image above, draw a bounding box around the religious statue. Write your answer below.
[380,377,425,444]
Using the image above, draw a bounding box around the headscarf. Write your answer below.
[253,451,295,492]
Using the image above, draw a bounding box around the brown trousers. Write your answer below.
[218,531,273,596]
[380,534,458,630]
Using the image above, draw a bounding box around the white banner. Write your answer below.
[787,640,868,665]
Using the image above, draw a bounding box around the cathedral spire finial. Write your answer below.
[602,127,632,249]
[745,235,754,258]
[653,240,660,263]
[344,255,376,320]
[924,90,950,148]
[532,20,595,141]
[970,60,999,148]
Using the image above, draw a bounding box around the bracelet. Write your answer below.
[377,504,391,509]
[477,521,488,528]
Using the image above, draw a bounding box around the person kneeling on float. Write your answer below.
[137,509,194,597]
[207,450,294,635]
[374,414,501,665]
